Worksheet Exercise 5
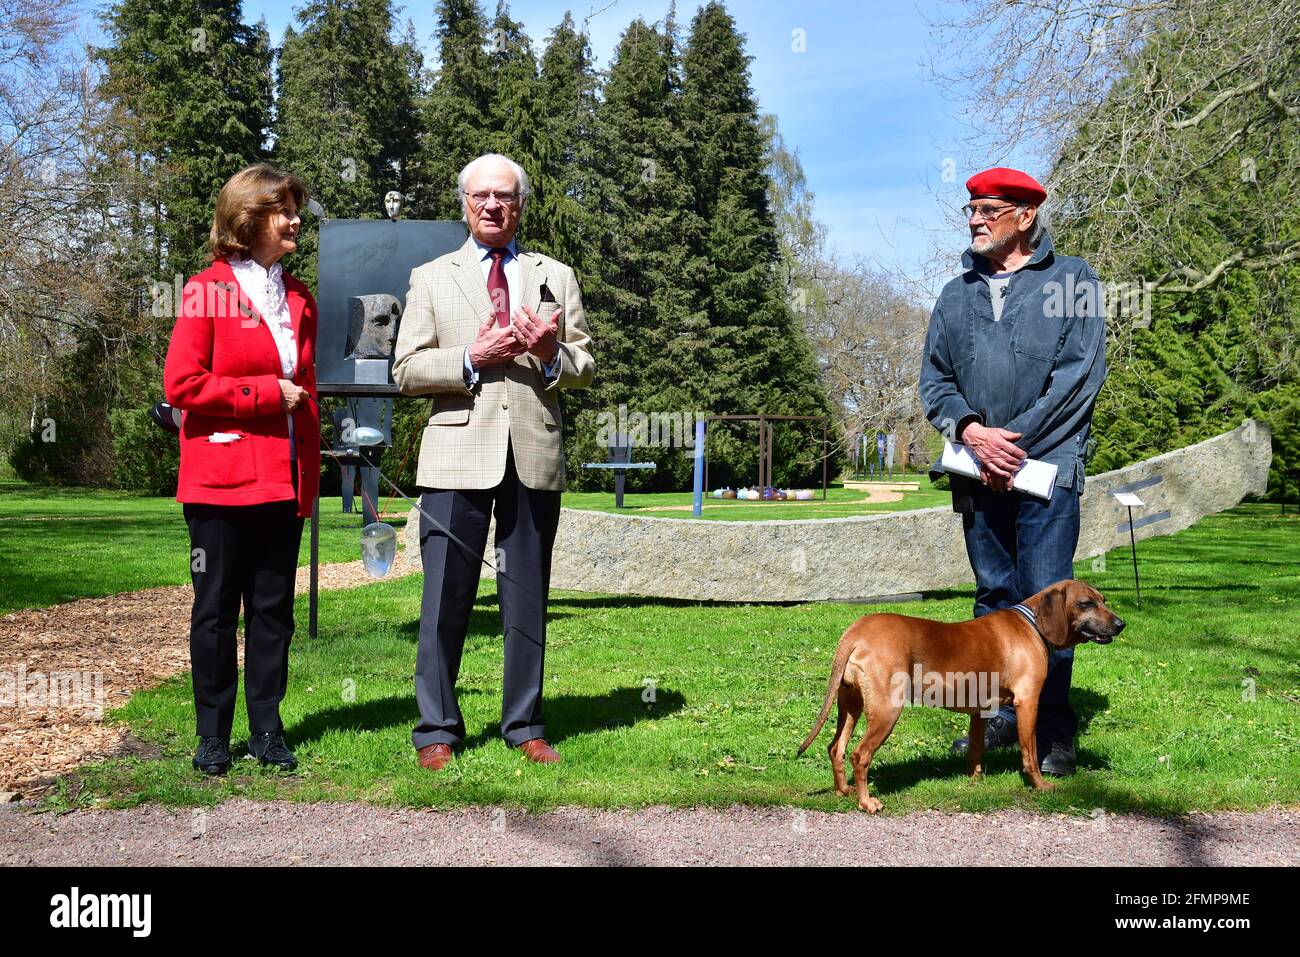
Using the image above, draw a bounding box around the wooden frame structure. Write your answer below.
[702,414,830,500]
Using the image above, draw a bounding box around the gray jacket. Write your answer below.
[918,233,1107,511]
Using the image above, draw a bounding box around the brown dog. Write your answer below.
[797,579,1125,812]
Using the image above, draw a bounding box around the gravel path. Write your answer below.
[2,801,1295,866]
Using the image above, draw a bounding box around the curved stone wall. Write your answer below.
[401,420,1271,602]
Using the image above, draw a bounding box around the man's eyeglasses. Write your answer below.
[962,203,1019,222]
[464,190,522,208]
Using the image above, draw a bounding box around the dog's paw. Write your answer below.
[1034,779,1057,792]
[857,796,883,813]
[835,783,853,797]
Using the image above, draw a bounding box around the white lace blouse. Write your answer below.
[231,256,298,461]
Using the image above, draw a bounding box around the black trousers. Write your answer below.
[412,444,561,750]
[184,498,304,738]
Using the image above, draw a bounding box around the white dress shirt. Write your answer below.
[464,238,560,387]
[231,255,297,459]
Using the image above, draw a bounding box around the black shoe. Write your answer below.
[193,736,231,775]
[1039,739,1077,777]
[247,731,297,771]
[950,715,1019,756]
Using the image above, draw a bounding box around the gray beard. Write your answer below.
[969,231,1016,259]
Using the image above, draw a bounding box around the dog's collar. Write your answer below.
[1011,603,1055,658]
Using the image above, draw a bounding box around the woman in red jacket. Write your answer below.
[164,164,320,775]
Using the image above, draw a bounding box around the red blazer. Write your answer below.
[163,257,320,519]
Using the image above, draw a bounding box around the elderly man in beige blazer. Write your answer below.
[393,153,594,770]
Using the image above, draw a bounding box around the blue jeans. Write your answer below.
[961,487,1081,744]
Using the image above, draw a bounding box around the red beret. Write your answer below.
[966,167,1047,206]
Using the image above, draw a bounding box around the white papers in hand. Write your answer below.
[940,441,1057,501]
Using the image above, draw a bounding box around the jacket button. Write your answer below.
[241,387,250,396]
[501,400,508,410]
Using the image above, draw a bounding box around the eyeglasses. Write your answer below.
[961,203,1019,222]
[464,190,522,208]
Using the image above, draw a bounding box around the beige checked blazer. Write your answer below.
[392,237,595,491]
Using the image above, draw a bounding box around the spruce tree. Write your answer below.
[1051,5,1300,497]
[531,12,600,271]
[273,0,421,287]
[414,0,493,218]
[485,2,544,177]
[525,13,605,481]
[679,1,834,486]
[582,15,706,488]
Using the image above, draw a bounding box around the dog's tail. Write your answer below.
[796,625,856,756]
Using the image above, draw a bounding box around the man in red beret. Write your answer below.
[919,167,1109,777]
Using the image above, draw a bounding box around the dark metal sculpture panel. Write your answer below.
[316,218,467,393]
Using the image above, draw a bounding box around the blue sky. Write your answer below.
[83,0,1042,294]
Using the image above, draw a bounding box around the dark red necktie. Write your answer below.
[487,247,510,327]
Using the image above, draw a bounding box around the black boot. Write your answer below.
[248,731,297,771]
[192,736,231,775]
[1039,739,1077,777]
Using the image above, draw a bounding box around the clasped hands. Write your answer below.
[962,422,1026,493]
[467,305,561,368]
[279,379,309,413]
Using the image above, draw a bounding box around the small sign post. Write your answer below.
[1113,491,1145,607]
[693,419,705,517]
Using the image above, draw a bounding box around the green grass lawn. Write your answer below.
[52,503,1299,816]
[0,480,406,614]
[562,476,950,520]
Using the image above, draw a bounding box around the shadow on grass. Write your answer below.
[1100,584,1265,598]
[284,685,687,754]
[390,607,582,643]
[460,686,688,751]
[1049,774,1200,820]
[914,589,977,606]
[846,752,1198,818]
[283,692,447,747]
[1072,688,1108,737]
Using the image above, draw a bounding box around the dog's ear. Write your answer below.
[1030,580,1072,647]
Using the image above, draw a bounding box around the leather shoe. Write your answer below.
[1039,739,1077,777]
[517,738,561,764]
[248,731,297,771]
[192,736,231,775]
[417,743,454,771]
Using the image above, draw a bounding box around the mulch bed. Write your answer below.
[0,558,410,797]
